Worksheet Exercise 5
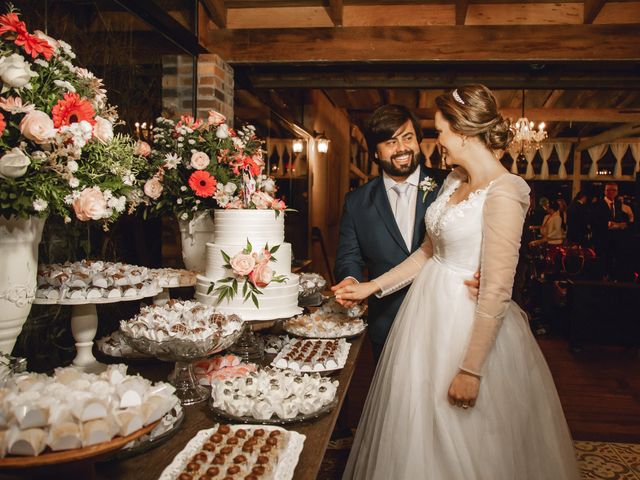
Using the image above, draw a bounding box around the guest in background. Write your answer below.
[591,182,633,280]
[530,200,564,247]
[566,191,591,247]
[557,197,568,237]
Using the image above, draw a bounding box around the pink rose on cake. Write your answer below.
[249,263,273,288]
[272,199,286,211]
[134,140,151,157]
[72,187,108,221]
[230,253,256,277]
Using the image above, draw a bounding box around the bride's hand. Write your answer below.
[448,371,481,410]
[334,281,379,303]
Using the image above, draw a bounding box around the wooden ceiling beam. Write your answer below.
[543,89,565,108]
[455,0,469,25]
[414,108,640,123]
[584,0,607,24]
[201,0,227,28]
[327,0,344,26]
[576,123,640,150]
[205,25,640,63]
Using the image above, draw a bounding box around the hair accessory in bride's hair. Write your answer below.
[452,89,465,105]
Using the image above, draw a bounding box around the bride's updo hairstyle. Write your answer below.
[435,84,513,151]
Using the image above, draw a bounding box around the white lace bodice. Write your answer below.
[425,170,490,274]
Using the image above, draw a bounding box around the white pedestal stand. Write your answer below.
[34,289,161,373]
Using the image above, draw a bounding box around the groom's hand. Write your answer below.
[464,271,480,299]
[331,278,360,308]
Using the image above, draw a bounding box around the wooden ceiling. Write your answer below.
[196,1,640,141]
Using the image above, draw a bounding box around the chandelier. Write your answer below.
[509,89,547,157]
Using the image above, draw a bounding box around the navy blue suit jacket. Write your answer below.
[334,166,448,346]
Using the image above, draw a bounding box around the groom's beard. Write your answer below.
[379,149,421,177]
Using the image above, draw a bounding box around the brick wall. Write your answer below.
[162,54,234,126]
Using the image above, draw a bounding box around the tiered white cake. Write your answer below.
[195,210,302,320]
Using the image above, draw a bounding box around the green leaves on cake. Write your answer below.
[207,239,287,308]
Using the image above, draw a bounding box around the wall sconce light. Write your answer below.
[314,131,330,153]
[292,138,304,154]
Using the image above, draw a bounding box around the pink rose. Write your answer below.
[251,191,274,210]
[144,177,163,199]
[19,110,56,144]
[92,115,113,143]
[190,151,210,170]
[72,187,108,221]
[207,110,226,127]
[249,263,273,288]
[225,198,244,209]
[134,140,151,157]
[272,199,286,211]
[230,253,256,277]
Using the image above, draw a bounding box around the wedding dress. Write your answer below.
[343,170,580,480]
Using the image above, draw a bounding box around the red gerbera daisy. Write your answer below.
[188,171,217,198]
[15,31,54,60]
[0,112,5,137]
[0,13,27,36]
[51,93,96,128]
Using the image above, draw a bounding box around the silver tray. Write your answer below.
[208,396,337,425]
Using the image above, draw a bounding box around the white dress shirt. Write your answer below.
[383,167,420,249]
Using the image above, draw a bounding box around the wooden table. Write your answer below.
[92,333,364,480]
[0,334,364,480]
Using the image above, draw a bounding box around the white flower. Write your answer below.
[232,137,244,150]
[261,178,276,194]
[0,148,30,179]
[58,121,93,148]
[92,116,113,143]
[19,110,56,144]
[122,173,135,186]
[188,139,195,145]
[177,198,183,205]
[108,195,126,213]
[53,79,76,92]
[57,40,76,58]
[224,182,237,195]
[215,190,230,207]
[103,189,113,200]
[34,59,49,68]
[31,151,47,161]
[180,212,189,220]
[163,153,180,169]
[180,186,187,192]
[64,216,71,224]
[418,177,439,201]
[0,54,38,88]
[190,151,210,170]
[34,31,59,51]
[32,199,48,212]
[195,200,201,205]
[216,124,229,139]
[69,177,80,188]
[67,160,79,173]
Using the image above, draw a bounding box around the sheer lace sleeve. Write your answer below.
[371,237,433,296]
[459,174,530,376]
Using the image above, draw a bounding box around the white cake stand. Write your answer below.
[33,289,161,373]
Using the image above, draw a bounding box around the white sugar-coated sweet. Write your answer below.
[120,299,242,342]
[210,368,338,420]
[0,365,178,456]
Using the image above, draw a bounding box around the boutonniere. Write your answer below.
[419,177,438,201]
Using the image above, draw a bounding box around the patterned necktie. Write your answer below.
[392,182,412,249]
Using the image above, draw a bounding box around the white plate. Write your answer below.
[158,424,305,480]
[271,339,351,374]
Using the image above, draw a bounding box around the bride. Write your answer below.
[335,85,580,480]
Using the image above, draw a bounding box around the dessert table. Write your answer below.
[89,332,364,480]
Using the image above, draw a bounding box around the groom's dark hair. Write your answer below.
[364,104,423,164]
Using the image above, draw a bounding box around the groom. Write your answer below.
[332,105,450,361]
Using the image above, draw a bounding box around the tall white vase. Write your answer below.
[0,216,46,354]
[177,211,214,274]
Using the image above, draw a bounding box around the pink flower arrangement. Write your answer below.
[208,240,287,307]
